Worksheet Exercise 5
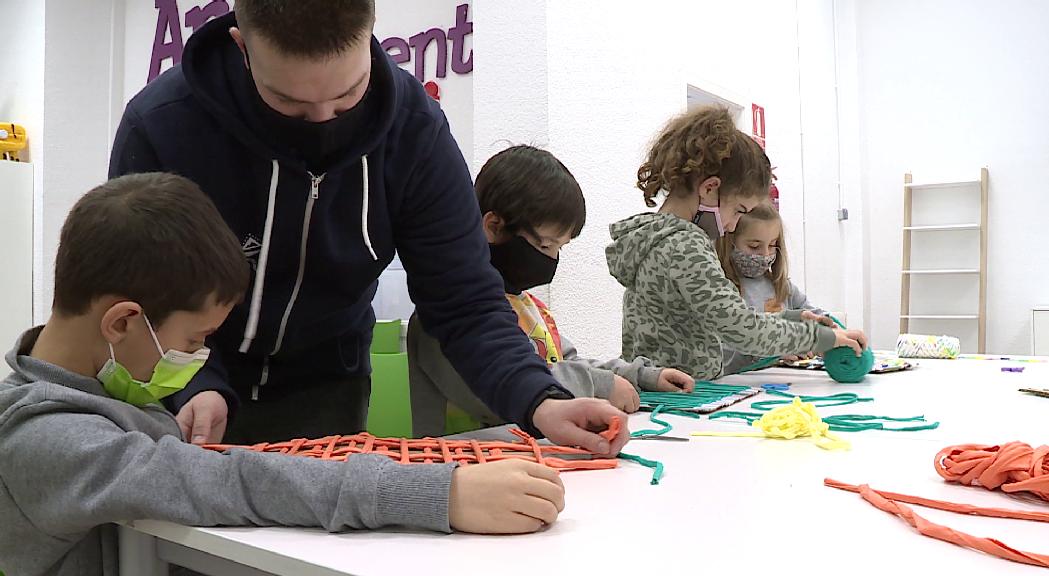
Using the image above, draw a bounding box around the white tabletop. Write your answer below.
[127,357,1049,576]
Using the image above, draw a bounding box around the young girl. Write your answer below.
[718,202,827,374]
[605,106,866,380]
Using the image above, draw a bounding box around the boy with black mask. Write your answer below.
[407,146,696,437]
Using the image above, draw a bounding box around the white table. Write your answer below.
[119,356,1049,575]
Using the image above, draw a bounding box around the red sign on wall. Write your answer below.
[752,103,766,149]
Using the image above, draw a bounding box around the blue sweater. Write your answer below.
[109,13,564,433]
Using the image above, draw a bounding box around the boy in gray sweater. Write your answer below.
[409,146,695,437]
[0,174,565,576]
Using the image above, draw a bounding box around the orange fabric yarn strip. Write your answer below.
[826,441,1049,568]
[203,418,622,472]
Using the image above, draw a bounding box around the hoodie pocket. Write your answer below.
[337,332,362,373]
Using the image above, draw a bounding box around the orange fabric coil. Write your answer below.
[827,442,1049,568]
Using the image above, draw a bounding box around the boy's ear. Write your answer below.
[481,211,506,244]
[99,301,143,346]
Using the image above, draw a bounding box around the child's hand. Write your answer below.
[800,310,838,328]
[448,460,565,534]
[654,368,695,392]
[832,328,868,356]
[610,375,641,413]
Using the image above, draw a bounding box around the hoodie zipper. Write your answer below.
[272,171,325,355]
[250,171,323,401]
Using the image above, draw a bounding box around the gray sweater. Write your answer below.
[0,328,455,576]
[722,276,826,375]
[407,312,665,437]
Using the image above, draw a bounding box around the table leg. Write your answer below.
[118,524,168,576]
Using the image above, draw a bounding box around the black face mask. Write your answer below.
[242,58,373,170]
[489,235,559,294]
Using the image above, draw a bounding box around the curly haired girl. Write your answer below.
[605,106,866,379]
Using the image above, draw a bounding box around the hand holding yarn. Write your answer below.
[832,328,867,356]
[824,316,874,383]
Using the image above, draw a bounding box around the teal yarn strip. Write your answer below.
[823,314,874,383]
[737,355,781,373]
[709,410,939,432]
[821,414,940,432]
[631,405,673,438]
[749,390,873,411]
[618,451,665,485]
[709,410,762,423]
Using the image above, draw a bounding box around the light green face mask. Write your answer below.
[96,315,210,407]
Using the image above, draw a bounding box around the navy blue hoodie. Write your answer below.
[109,13,567,433]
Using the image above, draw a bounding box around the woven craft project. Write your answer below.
[639,382,761,415]
[203,419,622,471]
[827,442,1049,568]
[896,333,960,359]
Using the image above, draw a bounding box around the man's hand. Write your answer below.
[532,397,629,457]
[175,391,228,445]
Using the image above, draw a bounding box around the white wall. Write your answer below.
[37,0,122,322]
[854,0,1049,354]
[472,0,551,304]
[0,0,45,165]
[0,0,45,324]
[543,0,852,359]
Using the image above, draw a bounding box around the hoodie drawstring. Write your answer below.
[361,154,378,261]
[240,159,280,354]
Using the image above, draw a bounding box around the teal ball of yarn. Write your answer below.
[823,347,874,383]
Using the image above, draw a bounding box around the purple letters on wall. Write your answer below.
[147,2,473,84]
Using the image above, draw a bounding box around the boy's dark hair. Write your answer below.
[236,0,376,58]
[53,173,250,325]
[475,145,586,238]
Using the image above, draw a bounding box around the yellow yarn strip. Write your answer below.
[691,397,851,451]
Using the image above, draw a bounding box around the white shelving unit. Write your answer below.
[900,168,988,353]
[1034,307,1049,356]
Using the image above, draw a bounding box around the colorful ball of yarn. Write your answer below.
[823,346,874,383]
[896,333,960,359]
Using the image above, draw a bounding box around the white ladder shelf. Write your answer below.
[899,168,988,353]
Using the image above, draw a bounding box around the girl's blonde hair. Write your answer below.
[637,106,771,208]
[717,202,791,307]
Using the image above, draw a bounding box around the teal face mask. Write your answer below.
[97,315,210,407]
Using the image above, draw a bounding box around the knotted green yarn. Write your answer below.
[823,346,875,383]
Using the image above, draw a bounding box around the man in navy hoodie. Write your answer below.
[109,0,628,456]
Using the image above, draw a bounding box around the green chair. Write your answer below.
[370,319,402,354]
[367,320,412,437]
[368,318,483,437]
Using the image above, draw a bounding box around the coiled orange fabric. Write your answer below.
[827,442,1049,568]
